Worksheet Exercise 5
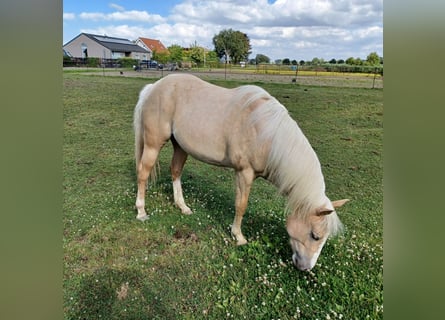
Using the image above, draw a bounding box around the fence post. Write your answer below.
[372,67,377,89]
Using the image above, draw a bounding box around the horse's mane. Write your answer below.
[234,85,342,235]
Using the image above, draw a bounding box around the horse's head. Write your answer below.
[286,199,349,271]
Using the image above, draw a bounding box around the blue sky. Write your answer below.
[63,0,383,61]
[64,0,178,17]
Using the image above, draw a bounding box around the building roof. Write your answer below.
[137,37,169,54]
[79,33,149,53]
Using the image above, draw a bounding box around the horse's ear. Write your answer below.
[332,199,350,208]
[316,208,334,216]
[316,199,350,216]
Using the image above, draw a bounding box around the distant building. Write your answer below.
[135,37,169,59]
[63,33,150,60]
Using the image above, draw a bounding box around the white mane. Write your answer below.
[236,85,342,234]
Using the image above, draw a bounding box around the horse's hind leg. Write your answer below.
[135,144,161,221]
[171,138,192,215]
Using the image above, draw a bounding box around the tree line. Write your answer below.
[254,52,382,67]
[153,28,382,69]
[154,28,251,67]
[65,28,382,71]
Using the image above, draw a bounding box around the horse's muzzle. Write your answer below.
[292,253,312,271]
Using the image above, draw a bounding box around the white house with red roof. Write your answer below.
[135,37,169,59]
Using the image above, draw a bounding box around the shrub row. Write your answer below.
[63,57,383,75]
[256,63,383,75]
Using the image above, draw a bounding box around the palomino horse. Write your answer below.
[133,74,348,271]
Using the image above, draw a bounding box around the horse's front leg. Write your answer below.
[171,140,192,215]
[231,168,255,245]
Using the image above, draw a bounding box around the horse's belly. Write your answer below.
[172,124,233,167]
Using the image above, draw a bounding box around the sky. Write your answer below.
[63,0,383,62]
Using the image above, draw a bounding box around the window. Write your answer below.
[81,43,88,58]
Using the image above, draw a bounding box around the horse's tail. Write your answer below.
[133,83,159,183]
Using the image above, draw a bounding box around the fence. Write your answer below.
[252,63,383,76]
[63,57,122,68]
[63,57,383,77]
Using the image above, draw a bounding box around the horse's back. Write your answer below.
[139,74,269,171]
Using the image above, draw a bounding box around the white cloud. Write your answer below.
[151,23,218,47]
[79,12,106,21]
[81,25,150,41]
[355,26,383,39]
[163,0,382,59]
[293,41,318,50]
[79,10,166,24]
[170,0,382,28]
[66,0,383,61]
[63,13,75,20]
[82,23,218,48]
[110,10,165,23]
[250,39,274,47]
[109,3,125,12]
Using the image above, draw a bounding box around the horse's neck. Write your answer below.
[265,122,326,212]
[249,97,326,210]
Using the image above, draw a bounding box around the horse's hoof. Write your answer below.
[182,208,193,215]
[136,214,149,222]
[236,238,248,246]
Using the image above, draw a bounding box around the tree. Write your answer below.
[282,58,290,65]
[311,57,324,65]
[168,44,183,63]
[190,41,205,65]
[212,29,251,64]
[299,60,305,66]
[291,60,298,65]
[152,51,169,64]
[329,58,337,64]
[345,57,355,65]
[355,57,364,65]
[366,52,380,65]
[255,54,270,64]
[311,57,319,65]
[206,50,218,66]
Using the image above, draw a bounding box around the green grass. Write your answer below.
[63,73,383,319]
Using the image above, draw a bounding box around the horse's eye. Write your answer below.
[311,231,320,241]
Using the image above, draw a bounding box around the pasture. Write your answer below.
[63,73,383,319]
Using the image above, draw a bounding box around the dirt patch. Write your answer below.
[69,68,383,89]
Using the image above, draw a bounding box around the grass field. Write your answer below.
[63,67,383,89]
[63,73,383,319]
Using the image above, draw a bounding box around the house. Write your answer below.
[135,37,169,59]
[63,33,150,60]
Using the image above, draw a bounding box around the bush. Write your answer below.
[86,57,99,68]
[63,55,75,67]
[117,58,139,68]
[313,64,383,75]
